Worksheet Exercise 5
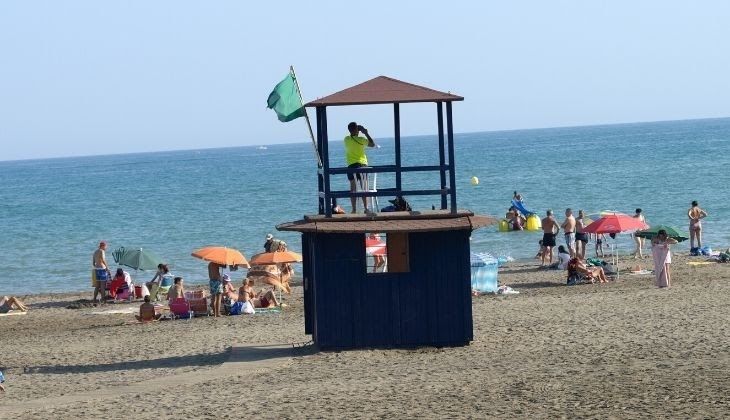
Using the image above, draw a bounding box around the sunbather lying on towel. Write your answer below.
[0,295,28,313]
[135,296,161,322]
[239,279,279,308]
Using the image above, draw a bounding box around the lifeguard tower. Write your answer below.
[277,76,494,350]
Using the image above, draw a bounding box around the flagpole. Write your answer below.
[290,65,322,168]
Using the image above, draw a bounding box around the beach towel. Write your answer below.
[0,311,28,317]
[652,243,671,287]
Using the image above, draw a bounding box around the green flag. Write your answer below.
[267,73,306,122]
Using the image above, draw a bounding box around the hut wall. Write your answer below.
[303,230,473,349]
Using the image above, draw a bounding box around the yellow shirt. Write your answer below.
[344,135,369,165]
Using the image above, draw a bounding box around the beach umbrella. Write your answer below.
[191,246,250,268]
[365,234,387,256]
[582,214,649,234]
[248,250,301,296]
[635,225,688,242]
[583,214,648,281]
[111,246,163,271]
[584,210,628,225]
[249,250,302,265]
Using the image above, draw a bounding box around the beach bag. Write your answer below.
[229,301,244,316]
[242,301,255,314]
[566,274,580,286]
[604,264,618,275]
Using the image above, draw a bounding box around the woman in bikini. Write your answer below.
[239,279,279,308]
[632,208,646,259]
[688,200,708,251]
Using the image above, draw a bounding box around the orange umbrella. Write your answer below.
[191,246,250,268]
[247,250,301,295]
[249,250,302,265]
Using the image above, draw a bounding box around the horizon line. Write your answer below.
[2,115,728,163]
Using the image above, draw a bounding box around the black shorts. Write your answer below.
[542,233,556,247]
[575,232,589,243]
[346,162,367,181]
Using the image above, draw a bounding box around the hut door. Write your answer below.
[387,232,409,272]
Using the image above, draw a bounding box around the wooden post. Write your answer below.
[446,102,457,213]
[321,107,332,217]
[437,102,447,210]
[394,103,402,192]
[316,107,325,214]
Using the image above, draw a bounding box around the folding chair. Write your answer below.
[362,173,378,212]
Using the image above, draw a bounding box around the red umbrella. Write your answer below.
[365,234,387,256]
[582,214,649,234]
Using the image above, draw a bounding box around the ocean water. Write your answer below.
[1,118,729,294]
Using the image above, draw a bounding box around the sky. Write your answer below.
[1,1,730,161]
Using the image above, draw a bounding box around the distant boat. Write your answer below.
[257,146,268,150]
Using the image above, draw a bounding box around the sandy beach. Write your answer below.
[2,253,729,419]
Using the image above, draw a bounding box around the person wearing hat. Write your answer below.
[221,274,240,314]
[264,233,275,252]
[92,241,111,303]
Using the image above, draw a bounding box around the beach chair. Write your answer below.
[185,290,209,317]
[169,297,192,320]
[148,283,172,302]
[566,258,593,286]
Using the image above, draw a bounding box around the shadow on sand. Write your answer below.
[24,342,318,375]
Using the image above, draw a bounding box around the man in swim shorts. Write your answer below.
[575,209,588,259]
[562,208,576,258]
[541,210,560,266]
[92,241,110,303]
[208,262,224,317]
[344,122,377,213]
[687,200,708,251]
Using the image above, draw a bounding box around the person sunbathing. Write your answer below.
[167,277,185,301]
[569,257,609,284]
[135,296,161,322]
[0,296,28,313]
[239,279,279,308]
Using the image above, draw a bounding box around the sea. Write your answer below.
[2,118,729,295]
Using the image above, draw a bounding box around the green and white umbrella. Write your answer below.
[635,225,689,242]
[112,246,164,271]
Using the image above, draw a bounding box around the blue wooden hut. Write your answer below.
[277,76,494,350]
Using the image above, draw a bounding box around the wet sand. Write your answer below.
[1,253,729,418]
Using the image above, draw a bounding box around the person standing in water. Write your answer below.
[575,210,588,259]
[541,210,560,266]
[687,200,708,251]
[561,208,576,258]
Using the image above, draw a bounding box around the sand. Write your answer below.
[2,253,729,419]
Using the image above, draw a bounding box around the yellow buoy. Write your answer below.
[525,214,542,231]
[470,176,479,185]
[499,219,510,232]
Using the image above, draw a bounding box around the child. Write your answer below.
[535,240,544,259]
[595,233,606,257]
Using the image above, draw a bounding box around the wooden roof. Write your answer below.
[305,76,463,107]
[276,210,496,234]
